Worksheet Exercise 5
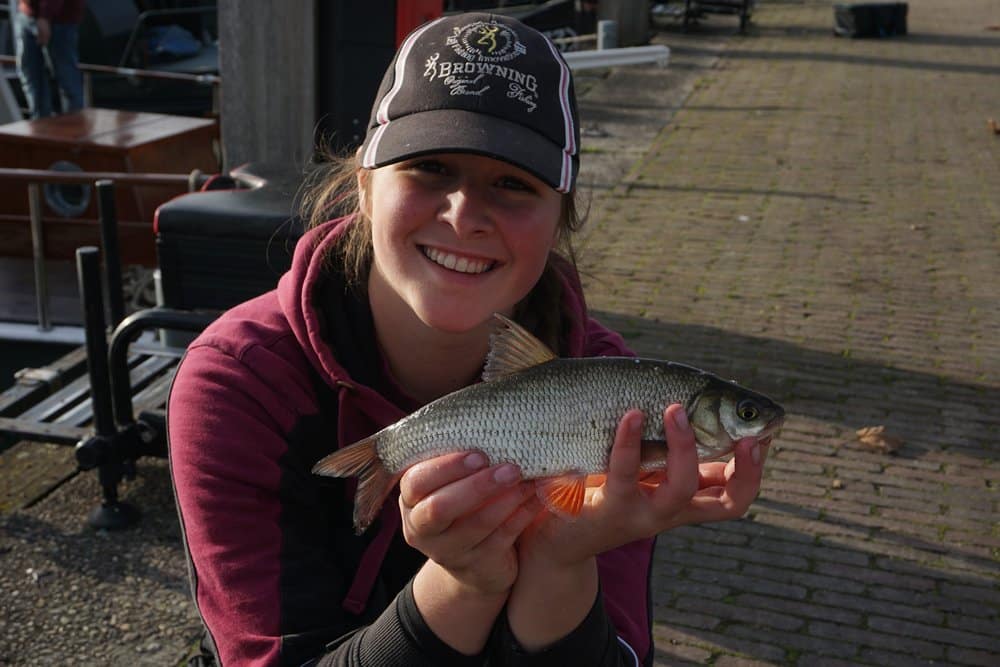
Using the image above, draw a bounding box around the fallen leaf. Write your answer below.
[856,426,903,454]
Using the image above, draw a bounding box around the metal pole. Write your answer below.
[597,20,618,50]
[83,71,93,108]
[28,183,51,331]
[96,180,126,327]
[75,247,116,439]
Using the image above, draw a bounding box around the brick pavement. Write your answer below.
[577,1,999,664]
[1,1,997,664]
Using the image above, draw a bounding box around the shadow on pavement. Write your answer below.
[670,43,1000,76]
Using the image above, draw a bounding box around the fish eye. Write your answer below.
[737,400,760,422]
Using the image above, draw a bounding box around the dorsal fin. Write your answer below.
[482,313,557,382]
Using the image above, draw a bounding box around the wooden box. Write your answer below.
[0,108,218,266]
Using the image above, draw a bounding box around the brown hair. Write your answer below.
[298,148,586,352]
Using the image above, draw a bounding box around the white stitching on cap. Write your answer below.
[543,37,576,192]
[363,17,447,168]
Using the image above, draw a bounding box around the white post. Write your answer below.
[597,20,617,50]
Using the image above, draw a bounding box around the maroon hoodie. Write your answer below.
[168,217,655,666]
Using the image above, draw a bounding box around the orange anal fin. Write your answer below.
[536,473,587,519]
[639,470,667,485]
[583,471,664,487]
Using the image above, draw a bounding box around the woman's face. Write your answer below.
[360,153,562,334]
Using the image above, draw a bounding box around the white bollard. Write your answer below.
[597,20,617,50]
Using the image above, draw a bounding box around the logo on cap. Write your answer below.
[447,21,526,62]
[422,20,539,112]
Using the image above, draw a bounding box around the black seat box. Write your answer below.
[154,163,305,311]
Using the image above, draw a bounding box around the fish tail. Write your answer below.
[312,437,399,535]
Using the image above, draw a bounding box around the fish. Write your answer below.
[312,313,785,534]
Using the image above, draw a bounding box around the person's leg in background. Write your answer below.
[12,5,51,118]
[48,22,83,113]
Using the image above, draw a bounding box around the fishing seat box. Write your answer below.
[834,3,907,38]
[154,162,304,311]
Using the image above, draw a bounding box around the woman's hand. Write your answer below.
[399,451,540,595]
[503,404,767,651]
[519,403,767,570]
[402,452,541,655]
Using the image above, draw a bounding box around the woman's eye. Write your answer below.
[497,176,534,192]
[411,160,446,175]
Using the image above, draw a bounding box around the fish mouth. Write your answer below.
[757,416,786,448]
[421,245,497,275]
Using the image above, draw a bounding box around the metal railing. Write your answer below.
[0,168,208,342]
[0,54,221,117]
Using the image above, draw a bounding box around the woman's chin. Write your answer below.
[414,304,500,335]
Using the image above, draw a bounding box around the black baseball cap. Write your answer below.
[360,12,580,193]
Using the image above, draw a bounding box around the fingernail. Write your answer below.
[673,406,689,430]
[493,464,521,485]
[751,441,761,465]
[464,452,487,470]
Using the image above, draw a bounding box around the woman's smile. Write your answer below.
[420,245,497,275]
[363,152,561,333]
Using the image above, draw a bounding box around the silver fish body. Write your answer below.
[377,357,752,476]
[313,314,785,533]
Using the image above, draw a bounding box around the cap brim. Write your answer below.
[362,109,577,193]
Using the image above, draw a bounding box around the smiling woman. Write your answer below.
[167,11,767,667]
[363,154,563,382]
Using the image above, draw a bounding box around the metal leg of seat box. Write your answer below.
[74,248,219,529]
[74,246,141,530]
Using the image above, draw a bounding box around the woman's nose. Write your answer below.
[441,184,492,238]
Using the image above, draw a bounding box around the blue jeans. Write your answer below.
[13,7,84,119]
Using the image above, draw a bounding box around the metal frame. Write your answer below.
[0,179,218,528]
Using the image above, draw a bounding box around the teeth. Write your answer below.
[423,247,493,274]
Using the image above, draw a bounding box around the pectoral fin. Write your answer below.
[536,473,587,519]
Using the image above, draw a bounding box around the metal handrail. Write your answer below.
[0,167,203,187]
[0,54,220,86]
[0,53,219,116]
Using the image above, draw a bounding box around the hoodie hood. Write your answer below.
[277,216,356,390]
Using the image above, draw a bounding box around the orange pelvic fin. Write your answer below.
[536,473,587,519]
[312,437,399,535]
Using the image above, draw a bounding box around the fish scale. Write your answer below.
[376,359,718,476]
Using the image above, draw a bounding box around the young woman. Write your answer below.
[168,12,766,666]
